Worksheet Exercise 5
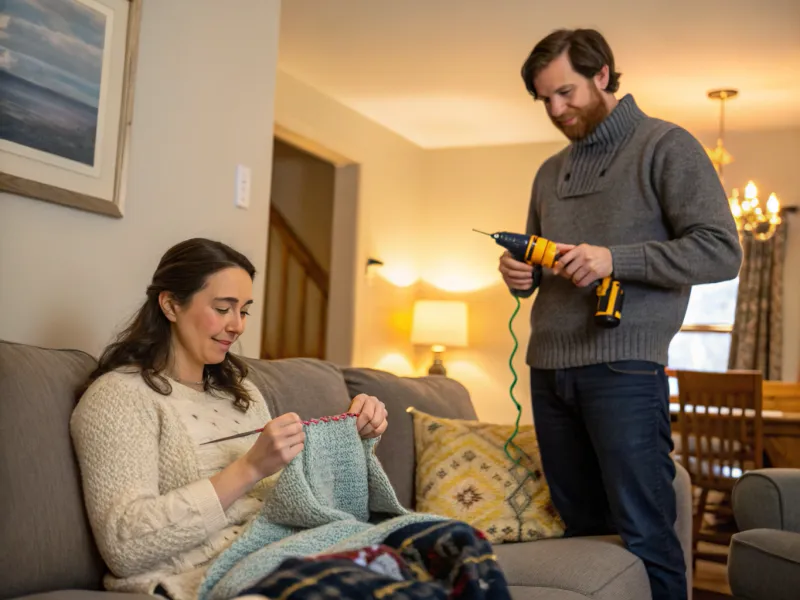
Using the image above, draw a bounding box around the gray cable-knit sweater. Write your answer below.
[520,94,742,369]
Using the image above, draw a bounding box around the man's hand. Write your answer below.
[553,243,613,288]
[349,394,388,439]
[499,251,534,290]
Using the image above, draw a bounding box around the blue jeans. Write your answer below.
[530,361,687,600]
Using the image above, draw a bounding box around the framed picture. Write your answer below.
[0,0,141,218]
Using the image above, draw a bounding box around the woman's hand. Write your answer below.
[212,413,304,509]
[243,412,305,479]
[349,394,388,439]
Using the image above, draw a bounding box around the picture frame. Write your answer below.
[0,0,142,218]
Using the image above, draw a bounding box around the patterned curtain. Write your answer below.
[728,222,788,380]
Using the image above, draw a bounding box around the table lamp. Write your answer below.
[410,300,468,376]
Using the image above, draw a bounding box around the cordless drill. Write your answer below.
[475,230,624,328]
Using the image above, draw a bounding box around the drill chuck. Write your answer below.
[475,230,560,269]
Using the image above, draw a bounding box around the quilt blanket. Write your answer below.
[198,413,447,600]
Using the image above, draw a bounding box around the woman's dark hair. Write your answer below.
[521,28,621,100]
[81,238,257,411]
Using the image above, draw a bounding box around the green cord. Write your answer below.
[504,295,527,470]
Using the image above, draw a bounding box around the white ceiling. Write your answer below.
[278,0,800,148]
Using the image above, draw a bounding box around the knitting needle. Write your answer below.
[200,412,363,446]
[200,428,264,446]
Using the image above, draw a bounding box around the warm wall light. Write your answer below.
[365,257,384,272]
[410,300,468,376]
[378,264,419,287]
[373,352,415,377]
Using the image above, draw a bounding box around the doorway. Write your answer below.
[261,128,359,366]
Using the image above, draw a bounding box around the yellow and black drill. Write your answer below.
[475,229,624,328]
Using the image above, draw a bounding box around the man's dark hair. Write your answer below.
[521,29,621,99]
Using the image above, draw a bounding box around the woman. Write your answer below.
[70,238,388,600]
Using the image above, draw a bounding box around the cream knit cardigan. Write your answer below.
[70,370,272,596]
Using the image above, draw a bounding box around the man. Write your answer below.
[500,28,742,600]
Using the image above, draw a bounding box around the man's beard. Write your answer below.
[552,86,609,141]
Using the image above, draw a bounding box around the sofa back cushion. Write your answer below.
[341,368,477,509]
[242,357,353,420]
[0,340,104,599]
[242,358,479,510]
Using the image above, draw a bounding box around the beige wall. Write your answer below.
[0,0,281,360]
[704,128,800,210]
[418,143,565,423]
[274,71,427,368]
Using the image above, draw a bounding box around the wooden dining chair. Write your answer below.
[675,369,764,566]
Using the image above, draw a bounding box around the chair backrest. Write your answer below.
[676,370,764,491]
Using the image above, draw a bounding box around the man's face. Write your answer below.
[533,51,609,141]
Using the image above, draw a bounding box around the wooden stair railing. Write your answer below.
[261,205,329,360]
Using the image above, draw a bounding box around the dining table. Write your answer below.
[668,377,800,468]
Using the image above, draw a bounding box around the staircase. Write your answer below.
[260,205,329,360]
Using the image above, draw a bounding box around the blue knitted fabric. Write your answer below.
[198,414,444,600]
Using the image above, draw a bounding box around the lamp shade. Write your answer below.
[410,300,468,348]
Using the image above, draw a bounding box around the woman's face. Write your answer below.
[169,267,254,367]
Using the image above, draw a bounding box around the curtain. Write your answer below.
[728,222,788,380]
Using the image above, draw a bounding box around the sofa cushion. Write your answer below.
[342,368,477,509]
[409,409,564,544]
[0,341,104,599]
[242,357,352,420]
[728,528,800,600]
[495,536,650,600]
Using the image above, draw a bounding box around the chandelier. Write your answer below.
[705,89,782,241]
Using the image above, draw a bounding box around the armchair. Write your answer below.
[728,469,800,599]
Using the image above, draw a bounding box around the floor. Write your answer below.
[693,542,732,598]
[694,590,732,600]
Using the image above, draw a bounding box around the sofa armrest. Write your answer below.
[733,469,800,534]
[728,529,800,600]
[672,459,694,591]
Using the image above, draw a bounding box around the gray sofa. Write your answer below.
[728,469,800,600]
[0,339,693,600]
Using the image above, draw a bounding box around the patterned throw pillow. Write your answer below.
[409,408,565,544]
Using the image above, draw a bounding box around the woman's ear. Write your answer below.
[159,291,178,323]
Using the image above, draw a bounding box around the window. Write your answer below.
[667,277,739,395]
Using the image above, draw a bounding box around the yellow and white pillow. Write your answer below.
[409,408,564,544]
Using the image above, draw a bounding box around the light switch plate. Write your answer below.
[235,164,251,209]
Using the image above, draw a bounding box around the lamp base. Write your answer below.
[427,349,446,376]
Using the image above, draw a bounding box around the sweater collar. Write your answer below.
[574,93,645,148]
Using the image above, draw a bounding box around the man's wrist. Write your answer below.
[608,244,647,281]
[603,246,615,278]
